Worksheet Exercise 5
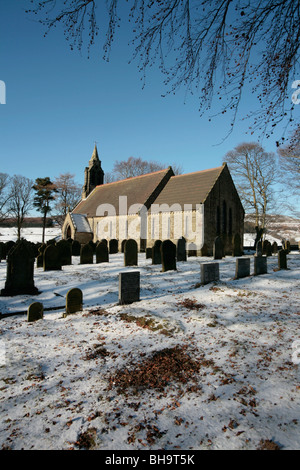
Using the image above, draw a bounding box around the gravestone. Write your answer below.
[124,239,138,266]
[43,244,62,271]
[80,243,94,264]
[213,236,223,260]
[201,262,219,285]
[121,239,127,253]
[119,271,140,304]
[96,241,109,263]
[161,240,176,272]
[152,240,162,265]
[235,258,250,279]
[187,243,197,257]
[278,249,287,270]
[56,239,72,266]
[176,237,186,262]
[145,247,152,259]
[254,255,267,275]
[109,239,118,254]
[272,241,278,254]
[72,240,81,256]
[64,288,83,316]
[1,239,39,296]
[200,243,208,257]
[233,233,243,257]
[27,302,43,322]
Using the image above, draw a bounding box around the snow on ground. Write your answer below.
[0,231,300,450]
[0,227,61,244]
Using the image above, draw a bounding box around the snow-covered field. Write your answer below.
[0,228,300,450]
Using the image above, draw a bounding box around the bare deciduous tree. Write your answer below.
[54,173,82,226]
[277,124,300,216]
[224,142,277,233]
[7,175,34,239]
[105,156,182,182]
[0,173,11,223]
[26,0,300,141]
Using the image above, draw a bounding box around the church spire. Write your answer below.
[82,144,104,199]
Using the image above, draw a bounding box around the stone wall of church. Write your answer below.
[203,165,244,255]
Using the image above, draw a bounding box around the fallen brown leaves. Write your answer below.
[108,345,201,394]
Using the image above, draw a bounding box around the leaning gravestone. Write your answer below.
[119,271,140,304]
[278,249,287,270]
[1,239,39,296]
[80,243,94,264]
[96,241,109,263]
[43,244,62,271]
[64,288,83,316]
[161,240,176,272]
[124,239,138,266]
[201,262,219,285]
[27,302,43,322]
[235,258,250,279]
[152,240,162,265]
[254,255,267,275]
[213,236,223,260]
[177,237,186,262]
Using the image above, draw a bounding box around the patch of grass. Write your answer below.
[75,427,98,449]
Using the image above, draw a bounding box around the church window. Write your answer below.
[222,201,227,234]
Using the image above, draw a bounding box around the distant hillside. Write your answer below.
[0,218,54,228]
[245,214,300,244]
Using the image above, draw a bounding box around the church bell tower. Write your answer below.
[82,144,104,199]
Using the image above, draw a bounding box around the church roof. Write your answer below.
[73,167,174,217]
[70,213,92,233]
[153,165,225,209]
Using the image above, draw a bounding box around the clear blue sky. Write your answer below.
[0,1,298,195]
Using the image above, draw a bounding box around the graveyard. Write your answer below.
[0,230,300,450]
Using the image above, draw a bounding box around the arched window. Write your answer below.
[222,201,227,234]
[216,206,220,235]
[228,208,233,236]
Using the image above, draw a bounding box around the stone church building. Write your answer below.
[62,145,244,255]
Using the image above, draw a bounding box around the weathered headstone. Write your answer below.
[109,239,118,254]
[254,255,267,275]
[176,237,186,262]
[124,239,138,266]
[233,233,243,257]
[80,243,94,264]
[72,240,81,256]
[43,244,62,271]
[200,243,208,257]
[235,258,250,279]
[201,262,219,285]
[213,236,223,260]
[27,302,43,322]
[121,239,127,253]
[1,239,39,296]
[145,247,152,259]
[64,288,83,316]
[278,249,287,270]
[272,241,278,254]
[56,239,72,266]
[161,239,176,272]
[119,271,140,304]
[96,241,109,263]
[152,240,162,265]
